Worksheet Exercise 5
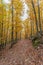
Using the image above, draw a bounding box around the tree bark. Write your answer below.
[31,0,38,33]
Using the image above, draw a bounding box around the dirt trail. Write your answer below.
[0,39,43,65]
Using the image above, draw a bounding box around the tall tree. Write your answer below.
[10,0,23,48]
[37,0,42,33]
[11,0,14,43]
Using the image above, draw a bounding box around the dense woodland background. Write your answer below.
[0,0,43,48]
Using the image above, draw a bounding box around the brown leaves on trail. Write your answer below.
[0,39,43,65]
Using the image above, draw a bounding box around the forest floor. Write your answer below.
[0,39,43,65]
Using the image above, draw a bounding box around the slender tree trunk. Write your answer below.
[20,31,21,40]
[15,20,17,41]
[37,0,42,33]
[25,29,26,39]
[11,0,14,42]
[16,31,17,41]
[31,0,38,33]
[32,21,34,35]
[30,21,33,37]
[1,0,4,48]
[10,0,14,48]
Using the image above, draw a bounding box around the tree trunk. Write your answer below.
[11,0,14,42]
[37,0,42,33]
[31,0,38,33]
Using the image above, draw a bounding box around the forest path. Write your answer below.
[0,39,43,65]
